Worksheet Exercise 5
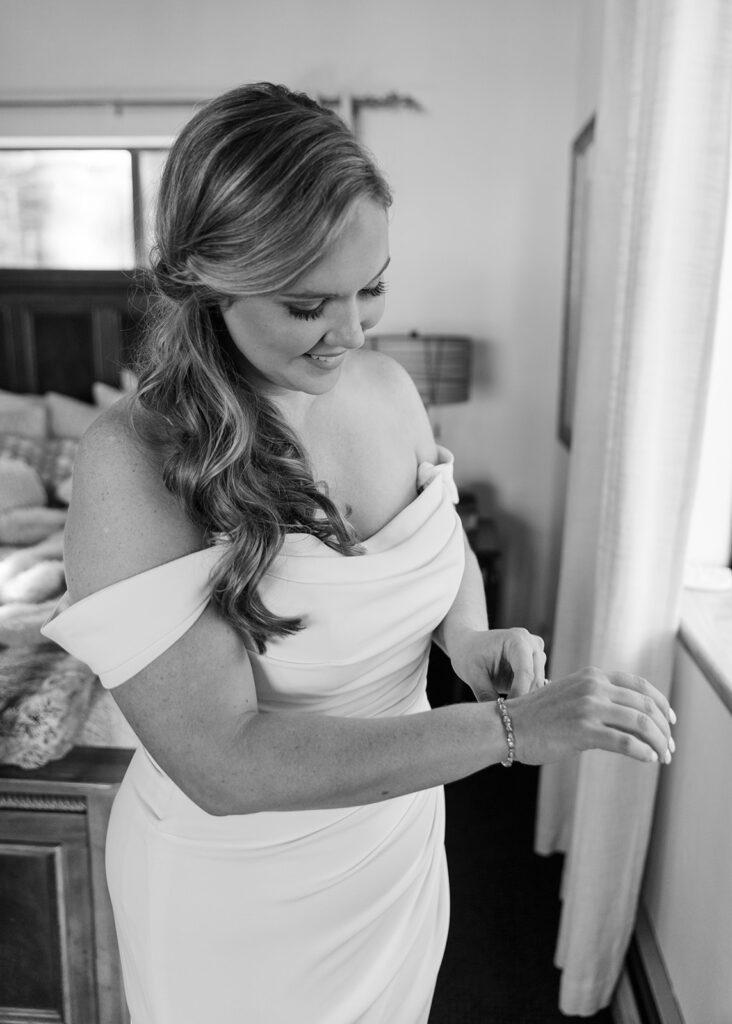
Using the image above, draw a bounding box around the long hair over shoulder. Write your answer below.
[130,83,392,653]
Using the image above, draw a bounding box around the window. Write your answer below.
[0,147,167,269]
[686,143,732,575]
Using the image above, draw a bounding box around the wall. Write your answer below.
[0,0,585,630]
[641,644,732,1024]
[544,0,605,642]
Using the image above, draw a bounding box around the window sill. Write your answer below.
[678,587,732,715]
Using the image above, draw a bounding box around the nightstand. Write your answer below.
[456,493,502,627]
[0,747,133,1023]
[468,517,502,628]
[427,511,503,706]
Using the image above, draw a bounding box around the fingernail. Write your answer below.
[669,736,676,754]
[649,750,659,762]
[664,749,672,765]
[669,707,677,725]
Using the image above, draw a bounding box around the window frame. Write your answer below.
[0,141,170,270]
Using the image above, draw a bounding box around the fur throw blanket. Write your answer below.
[0,646,95,769]
[0,456,137,767]
[0,486,96,767]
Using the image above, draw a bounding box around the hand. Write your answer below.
[505,666,676,765]
[448,626,547,701]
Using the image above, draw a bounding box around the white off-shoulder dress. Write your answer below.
[41,447,465,1024]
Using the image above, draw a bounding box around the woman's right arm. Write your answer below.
[64,411,674,818]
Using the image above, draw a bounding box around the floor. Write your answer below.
[426,658,615,1024]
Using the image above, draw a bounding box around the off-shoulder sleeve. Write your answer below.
[41,547,225,689]
[416,445,460,505]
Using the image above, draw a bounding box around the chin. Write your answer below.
[297,372,342,395]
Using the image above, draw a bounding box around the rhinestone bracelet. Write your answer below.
[496,696,516,767]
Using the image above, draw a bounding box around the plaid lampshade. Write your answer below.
[366,332,472,406]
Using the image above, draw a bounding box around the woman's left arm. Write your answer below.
[378,349,547,701]
[433,530,547,701]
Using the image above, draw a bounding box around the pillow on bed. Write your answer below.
[92,381,125,409]
[0,435,77,495]
[0,391,48,439]
[120,368,139,393]
[0,458,47,513]
[45,391,101,440]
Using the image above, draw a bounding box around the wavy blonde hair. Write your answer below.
[131,83,392,653]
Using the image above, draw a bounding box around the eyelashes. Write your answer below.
[363,280,388,299]
[287,303,326,323]
[364,280,388,299]
[287,280,388,322]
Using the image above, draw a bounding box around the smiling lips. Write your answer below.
[305,350,347,366]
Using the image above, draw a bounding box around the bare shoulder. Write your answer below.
[344,347,438,463]
[347,346,414,396]
[65,396,203,601]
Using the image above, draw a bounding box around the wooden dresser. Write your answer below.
[0,747,134,1024]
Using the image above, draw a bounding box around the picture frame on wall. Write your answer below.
[558,115,596,448]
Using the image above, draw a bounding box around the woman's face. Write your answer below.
[221,197,389,398]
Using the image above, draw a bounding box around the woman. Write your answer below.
[42,83,674,1024]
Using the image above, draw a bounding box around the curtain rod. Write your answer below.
[0,93,420,113]
[0,94,422,138]
[0,98,214,111]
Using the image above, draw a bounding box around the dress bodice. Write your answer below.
[41,445,465,717]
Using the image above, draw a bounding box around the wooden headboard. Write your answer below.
[0,269,149,400]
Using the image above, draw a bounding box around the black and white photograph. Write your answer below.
[0,2,730,1023]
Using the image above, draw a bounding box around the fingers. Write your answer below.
[464,626,547,700]
[605,684,673,755]
[531,645,547,692]
[474,680,499,703]
[510,663,676,766]
[587,723,666,764]
[609,670,675,724]
[505,630,545,696]
[508,644,534,696]
[597,702,672,763]
[575,668,676,764]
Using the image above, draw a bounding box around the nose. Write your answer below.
[324,300,365,351]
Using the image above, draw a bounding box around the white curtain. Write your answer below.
[535,0,732,1015]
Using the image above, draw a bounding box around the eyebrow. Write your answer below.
[280,256,391,300]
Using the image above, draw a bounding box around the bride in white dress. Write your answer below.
[42,83,674,1024]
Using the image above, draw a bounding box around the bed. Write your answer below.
[0,268,145,767]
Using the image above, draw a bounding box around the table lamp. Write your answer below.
[366,330,477,533]
[365,331,472,422]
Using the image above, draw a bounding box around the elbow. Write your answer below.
[191,712,271,817]
[165,713,267,817]
[187,781,265,818]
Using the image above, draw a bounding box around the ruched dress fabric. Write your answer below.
[41,446,465,1024]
